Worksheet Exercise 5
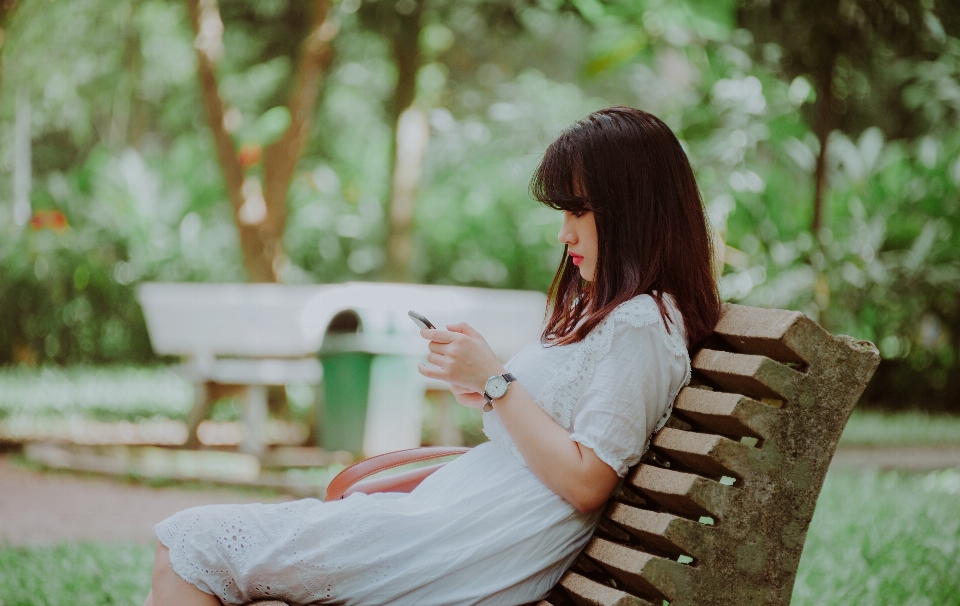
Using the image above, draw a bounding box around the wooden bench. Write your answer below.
[251,302,880,605]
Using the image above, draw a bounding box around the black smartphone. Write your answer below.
[408,310,436,330]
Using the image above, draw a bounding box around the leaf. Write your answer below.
[252,106,292,145]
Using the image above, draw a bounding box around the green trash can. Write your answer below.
[315,308,427,457]
[317,310,371,454]
[318,350,373,453]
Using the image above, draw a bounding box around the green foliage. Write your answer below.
[0,542,154,606]
[732,127,960,409]
[738,0,960,138]
[794,469,960,605]
[0,142,244,364]
[0,366,193,422]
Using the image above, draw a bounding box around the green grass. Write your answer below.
[793,469,960,605]
[1,469,957,605]
[0,542,153,606]
[840,410,960,447]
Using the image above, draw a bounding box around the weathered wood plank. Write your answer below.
[712,302,848,368]
[558,572,655,606]
[651,427,753,479]
[712,304,809,364]
[692,349,805,404]
[672,389,776,439]
[604,503,707,559]
[585,538,694,601]
[626,465,732,519]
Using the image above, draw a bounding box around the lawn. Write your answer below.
[1,468,958,606]
[0,542,153,606]
[793,468,960,605]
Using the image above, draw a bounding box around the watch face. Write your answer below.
[485,375,509,399]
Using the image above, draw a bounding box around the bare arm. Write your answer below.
[417,323,619,514]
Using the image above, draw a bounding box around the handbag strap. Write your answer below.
[325,446,470,501]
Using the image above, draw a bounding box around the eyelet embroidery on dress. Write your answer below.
[156,499,395,603]
[485,295,690,467]
[216,516,259,569]
[156,507,235,600]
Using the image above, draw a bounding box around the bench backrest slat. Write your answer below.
[554,303,880,606]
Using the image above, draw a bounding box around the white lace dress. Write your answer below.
[154,294,690,606]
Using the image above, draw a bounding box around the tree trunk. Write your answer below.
[2,1,24,224]
[261,0,337,281]
[0,0,21,91]
[108,5,141,148]
[810,55,838,326]
[185,0,336,430]
[383,1,426,283]
[811,57,836,239]
[186,0,336,283]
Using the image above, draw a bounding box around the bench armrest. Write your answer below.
[325,446,470,501]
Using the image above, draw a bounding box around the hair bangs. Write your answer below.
[531,135,593,214]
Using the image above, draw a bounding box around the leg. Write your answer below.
[150,541,223,606]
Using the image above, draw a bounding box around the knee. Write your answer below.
[152,541,173,583]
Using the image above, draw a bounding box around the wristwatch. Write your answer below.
[482,373,517,412]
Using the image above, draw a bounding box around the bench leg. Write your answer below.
[184,382,210,449]
[240,385,268,457]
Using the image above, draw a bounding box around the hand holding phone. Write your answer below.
[408,310,436,330]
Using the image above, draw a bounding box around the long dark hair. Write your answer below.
[531,106,720,350]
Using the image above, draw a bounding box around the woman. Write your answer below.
[146,106,720,606]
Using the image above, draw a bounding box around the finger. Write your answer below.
[446,322,481,339]
[417,362,447,381]
[454,392,487,409]
[422,328,458,344]
[426,352,448,367]
[427,341,449,355]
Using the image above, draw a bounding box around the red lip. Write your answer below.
[569,254,584,266]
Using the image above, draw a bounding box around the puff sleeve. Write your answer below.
[567,310,690,477]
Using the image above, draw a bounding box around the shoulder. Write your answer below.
[610,293,660,319]
[601,294,688,355]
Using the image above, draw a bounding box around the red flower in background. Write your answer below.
[238,143,263,169]
[29,210,69,232]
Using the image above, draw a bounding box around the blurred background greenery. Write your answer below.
[0,0,958,414]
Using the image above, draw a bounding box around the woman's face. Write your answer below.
[558,210,598,281]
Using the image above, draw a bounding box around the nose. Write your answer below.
[558,214,576,245]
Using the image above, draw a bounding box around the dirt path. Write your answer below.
[0,455,293,545]
[829,445,960,470]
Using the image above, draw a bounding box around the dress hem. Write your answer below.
[154,524,221,600]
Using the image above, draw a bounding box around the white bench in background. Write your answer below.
[137,282,546,458]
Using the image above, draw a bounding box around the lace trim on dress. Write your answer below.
[155,511,234,600]
[486,295,691,468]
